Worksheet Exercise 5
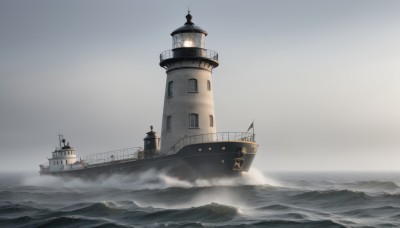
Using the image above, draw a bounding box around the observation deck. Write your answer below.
[160,48,219,69]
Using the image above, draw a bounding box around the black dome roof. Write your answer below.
[171,13,208,36]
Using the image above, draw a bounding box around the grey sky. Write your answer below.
[0,0,399,172]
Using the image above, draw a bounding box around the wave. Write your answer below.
[0,201,238,226]
[343,180,400,191]
[18,168,278,191]
[289,189,370,207]
[0,204,44,215]
[0,215,34,228]
[341,205,400,218]
[245,219,348,228]
[382,192,400,201]
[28,216,122,228]
[139,202,238,223]
[258,204,293,211]
[62,202,123,214]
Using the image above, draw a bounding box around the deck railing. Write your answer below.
[84,147,143,167]
[164,132,255,154]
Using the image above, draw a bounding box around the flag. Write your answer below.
[247,122,254,132]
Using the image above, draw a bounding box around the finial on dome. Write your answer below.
[185,10,193,25]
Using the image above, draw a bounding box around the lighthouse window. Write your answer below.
[168,81,173,97]
[188,79,198,92]
[172,33,205,49]
[189,113,199,128]
[207,80,211,91]
[209,115,214,127]
[167,116,172,131]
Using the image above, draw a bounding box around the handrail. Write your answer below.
[164,132,255,154]
[84,147,143,166]
[160,48,219,62]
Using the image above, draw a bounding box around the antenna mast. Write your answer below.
[58,134,63,148]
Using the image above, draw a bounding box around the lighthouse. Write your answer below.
[159,12,219,154]
[39,11,258,179]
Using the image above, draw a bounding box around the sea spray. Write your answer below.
[20,168,279,190]
[1,172,400,227]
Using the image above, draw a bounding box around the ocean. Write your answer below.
[0,170,399,227]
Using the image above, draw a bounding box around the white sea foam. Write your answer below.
[20,168,280,191]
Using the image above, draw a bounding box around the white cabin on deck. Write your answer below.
[46,135,84,172]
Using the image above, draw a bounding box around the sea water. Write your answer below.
[0,170,399,227]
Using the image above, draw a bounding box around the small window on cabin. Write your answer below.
[189,113,199,128]
[168,81,173,97]
[188,79,198,93]
[207,80,211,91]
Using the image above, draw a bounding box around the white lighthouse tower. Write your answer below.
[159,12,219,154]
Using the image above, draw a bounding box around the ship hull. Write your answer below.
[40,141,258,180]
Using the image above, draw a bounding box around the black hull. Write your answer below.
[41,141,258,180]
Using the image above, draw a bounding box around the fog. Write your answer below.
[0,0,399,172]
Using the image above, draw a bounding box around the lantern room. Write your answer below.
[171,13,207,49]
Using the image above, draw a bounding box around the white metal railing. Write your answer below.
[164,132,255,154]
[160,48,219,62]
[84,147,143,167]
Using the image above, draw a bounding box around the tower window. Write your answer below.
[189,113,199,128]
[188,79,198,93]
[207,80,211,91]
[209,115,214,127]
[168,81,173,97]
[167,116,172,131]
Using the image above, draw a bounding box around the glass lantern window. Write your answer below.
[173,33,205,48]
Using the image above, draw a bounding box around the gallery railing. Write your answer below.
[160,48,219,62]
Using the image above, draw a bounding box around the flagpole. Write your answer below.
[252,120,255,141]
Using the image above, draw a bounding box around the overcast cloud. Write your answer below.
[0,0,399,172]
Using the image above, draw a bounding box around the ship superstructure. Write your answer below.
[39,12,258,180]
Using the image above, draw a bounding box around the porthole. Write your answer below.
[198,148,202,151]
[222,146,226,150]
[208,147,212,151]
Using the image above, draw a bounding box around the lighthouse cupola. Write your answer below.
[159,12,219,154]
[171,13,207,49]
